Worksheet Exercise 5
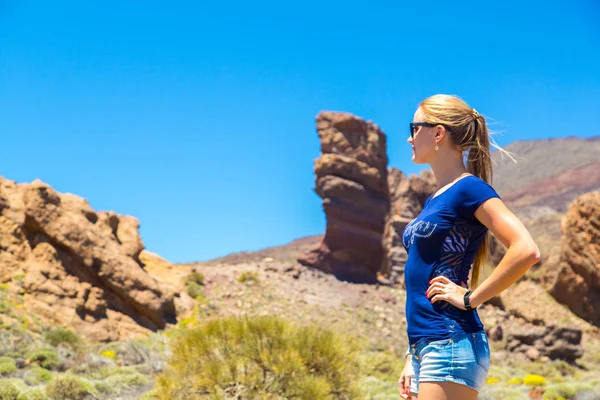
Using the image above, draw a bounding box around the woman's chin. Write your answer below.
[411,156,428,165]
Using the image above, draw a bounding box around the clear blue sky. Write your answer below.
[0,1,598,263]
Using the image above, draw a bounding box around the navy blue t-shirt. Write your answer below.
[402,175,500,345]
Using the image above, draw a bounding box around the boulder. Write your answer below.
[549,192,600,326]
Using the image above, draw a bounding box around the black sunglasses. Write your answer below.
[410,122,453,139]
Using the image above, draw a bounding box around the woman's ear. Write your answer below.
[435,125,447,142]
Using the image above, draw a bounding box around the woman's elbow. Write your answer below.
[525,242,541,266]
[510,240,541,267]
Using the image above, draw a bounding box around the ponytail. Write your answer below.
[466,114,492,184]
[467,114,493,288]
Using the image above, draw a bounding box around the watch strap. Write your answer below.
[463,289,474,311]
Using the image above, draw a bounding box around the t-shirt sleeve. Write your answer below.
[454,178,501,222]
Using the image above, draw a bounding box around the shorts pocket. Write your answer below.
[472,332,490,371]
[428,337,452,346]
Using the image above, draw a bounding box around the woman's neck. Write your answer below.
[429,154,470,189]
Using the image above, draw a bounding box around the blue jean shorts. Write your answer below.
[407,331,490,395]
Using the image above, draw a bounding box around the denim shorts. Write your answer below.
[407,331,490,395]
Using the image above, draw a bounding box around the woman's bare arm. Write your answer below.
[468,197,541,307]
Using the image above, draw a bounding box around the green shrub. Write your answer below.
[23,367,53,386]
[104,368,150,390]
[237,271,259,284]
[26,349,62,371]
[487,365,511,382]
[133,364,153,375]
[18,388,47,400]
[523,360,576,380]
[478,385,528,400]
[185,282,204,299]
[358,351,403,381]
[0,358,17,377]
[0,380,46,400]
[82,366,150,397]
[0,363,16,377]
[184,272,205,286]
[64,365,105,381]
[155,315,360,400]
[544,382,596,399]
[104,335,167,369]
[0,379,20,399]
[44,375,95,400]
[92,381,116,396]
[137,390,158,400]
[0,302,12,314]
[358,376,399,399]
[43,328,81,349]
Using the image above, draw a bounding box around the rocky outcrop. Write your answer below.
[479,280,589,364]
[506,324,583,363]
[0,177,177,341]
[381,169,436,285]
[549,192,600,326]
[298,112,389,282]
[297,111,507,285]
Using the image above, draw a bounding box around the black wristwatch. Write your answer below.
[463,290,474,311]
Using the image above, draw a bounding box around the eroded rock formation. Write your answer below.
[298,112,389,282]
[0,177,176,341]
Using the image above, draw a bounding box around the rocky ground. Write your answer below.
[180,241,600,399]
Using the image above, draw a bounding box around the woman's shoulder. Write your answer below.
[455,174,497,192]
[450,175,501,218]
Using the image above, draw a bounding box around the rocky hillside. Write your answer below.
[493,136,600,214]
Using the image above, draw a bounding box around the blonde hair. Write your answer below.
[419,94,513,288]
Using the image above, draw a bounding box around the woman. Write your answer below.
[397,94,540,400]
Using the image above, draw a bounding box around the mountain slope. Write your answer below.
[492,136,600,213]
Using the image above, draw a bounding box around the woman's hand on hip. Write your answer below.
[426,276,469,309]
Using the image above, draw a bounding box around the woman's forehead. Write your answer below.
[413,108,424,121]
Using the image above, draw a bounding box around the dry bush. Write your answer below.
[155,315,361,400]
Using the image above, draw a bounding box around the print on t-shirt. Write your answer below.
[403,219,438,248]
